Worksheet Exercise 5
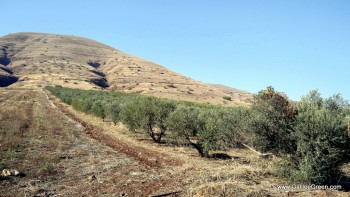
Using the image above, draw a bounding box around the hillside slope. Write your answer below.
[0,32,252,106]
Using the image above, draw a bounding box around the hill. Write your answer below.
[0,32,252,106]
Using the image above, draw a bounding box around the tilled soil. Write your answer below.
[53,97,183,168]
[0,89,184,196]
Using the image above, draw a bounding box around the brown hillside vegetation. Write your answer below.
[0,32,252,106]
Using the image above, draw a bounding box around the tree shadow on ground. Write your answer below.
[210,153,240,160]
[336,173,350,192]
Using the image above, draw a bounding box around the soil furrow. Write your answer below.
[45,90,183,168]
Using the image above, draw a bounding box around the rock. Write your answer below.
[1,169,23,177]
[130,172,142,176]
[88,175,97,182]
[13,170,20,176]
[1,169,11,176]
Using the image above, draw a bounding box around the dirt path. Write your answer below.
[0,89,185,196]
[47,90,183,168]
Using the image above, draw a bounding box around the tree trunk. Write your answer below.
[147,124,156,141]
[187,137,208,157]
[147,124,162,143]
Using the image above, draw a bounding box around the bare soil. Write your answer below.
[0,88,184,196]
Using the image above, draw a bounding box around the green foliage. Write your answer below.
[123,97,159,141]
[71,98,92,113]
[166,106,207,156]
[91,100,106,119]
[218,107,251,148]
[222,96,232,101]
[346,115,350,137]
[0,163,5,171]
[278,90,350,184]
[249,86,297,154]
[47,85,350,185]
[48,86,226,148]
[48,86,203,144]
[199,109,231,155]
[121,97,176,143]
[156,99,177,135]
[167,107,246,157]
[106,101,122,125]
[120,99,143,132]
[166,106,202,139]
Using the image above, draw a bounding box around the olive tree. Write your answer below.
[106,101,122,125]
[91,100,106,120]
[121,97,176,143]
[167,107,233,157]
[72,98,92,113]
[278,90,350,184]
[198,109,231,156]
[249,86,297,154]
[166,106,206,156]
[120,98,144,132]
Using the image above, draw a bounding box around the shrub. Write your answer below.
[155,99,177,138]
[106,101,122,125]
[121,97,176,143]
[72,98,92,113]
[199,109,231,155]
[91,100,106,120]
[346,115,350,137]
[219,107,251,148]
[249,86,297,154]
[278,90,350,184]
[120,99,143,132]
[167,107,233,157]
[167,106,207,156]
[222,96,232,101]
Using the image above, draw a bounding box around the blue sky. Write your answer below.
[1,0,349,100]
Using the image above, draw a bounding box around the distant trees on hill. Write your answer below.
[47,85,350,186]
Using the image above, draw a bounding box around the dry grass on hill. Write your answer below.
[0,32,252,106]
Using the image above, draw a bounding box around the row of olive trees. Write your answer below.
[47,86,350,185]
[121,97,251,157]
[47,86,242,156]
